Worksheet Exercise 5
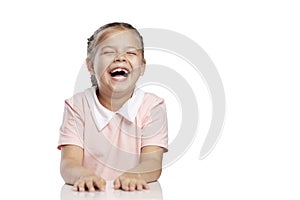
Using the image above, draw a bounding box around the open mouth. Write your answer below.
[110,67,129,77]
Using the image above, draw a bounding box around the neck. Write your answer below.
[97,88,134,111]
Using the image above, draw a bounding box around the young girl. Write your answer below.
[58,22,168,192]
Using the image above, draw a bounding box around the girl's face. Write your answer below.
[88,29,146,95]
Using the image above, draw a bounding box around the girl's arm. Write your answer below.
[60,145,106,192]
[113,145,164,191]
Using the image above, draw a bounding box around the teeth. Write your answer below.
[111,68,128,73]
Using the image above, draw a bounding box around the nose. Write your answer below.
[114,52,127,62]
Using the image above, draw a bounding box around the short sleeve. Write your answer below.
[57,98,84,150]
[141,100,168,152]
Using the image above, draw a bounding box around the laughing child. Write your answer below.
[58,22,168,192]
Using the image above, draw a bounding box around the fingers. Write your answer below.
[114,175,149,192]
[136,179,149,191]
[73,174,149,192]
[94,177,106,191]
[73,176,106,192]
[86,179,95,192]
[113,178,121,189]
[73,179,86,192]
[129,179,137,191]
[121,178,131,191]
[142,180,150,190]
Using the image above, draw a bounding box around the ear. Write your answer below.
[140,58,146,76]
[86,57,95,75]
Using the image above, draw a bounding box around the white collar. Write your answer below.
[85,87,144,131]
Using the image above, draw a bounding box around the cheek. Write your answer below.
[94,56,114,76]
[131,64,144,76]
[127,56,144,67]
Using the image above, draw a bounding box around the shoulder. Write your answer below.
[143,92,165,105]
[64,87,93,110]
[139,91,166,114]
[137,91,168,128]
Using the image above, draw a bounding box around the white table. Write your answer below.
[60,181,163,200]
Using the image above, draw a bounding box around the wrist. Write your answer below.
[123,172,142,179]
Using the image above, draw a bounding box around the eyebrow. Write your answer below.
[100,46,115,50]
[100,45,141,50]
[125,46,140,49]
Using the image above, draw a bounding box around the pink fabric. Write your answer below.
[58,87,168,181]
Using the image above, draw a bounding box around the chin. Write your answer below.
[108,81,134,93]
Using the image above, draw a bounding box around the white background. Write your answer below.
[0,0,299,199]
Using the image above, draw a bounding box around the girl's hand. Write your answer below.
[73,175,106,192]
[113,173,149,191]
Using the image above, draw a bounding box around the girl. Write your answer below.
[58,22,168,192]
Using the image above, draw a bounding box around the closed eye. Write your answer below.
[103,51,116,54]
[126,51,137,55]
[101,46,117,55]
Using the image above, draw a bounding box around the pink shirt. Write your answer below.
[58,87,168,180]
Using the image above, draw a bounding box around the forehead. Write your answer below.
[96,28,141,48]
